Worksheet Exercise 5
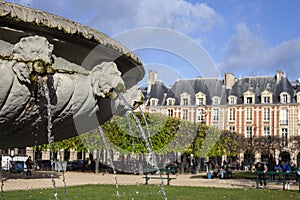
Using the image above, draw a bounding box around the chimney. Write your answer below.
[276,70,284,83]
[147,70,157,94]
[224,73,236,89]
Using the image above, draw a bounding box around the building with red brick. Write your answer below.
[144,70,300,166]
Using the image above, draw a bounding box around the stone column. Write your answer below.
[25,147,34,158]
[69,149,76,161]
[42,149,50,160]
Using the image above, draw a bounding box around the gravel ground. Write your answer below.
[1,171,299,191]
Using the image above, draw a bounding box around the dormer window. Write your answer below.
[183,98,188,105]
[198,97,204,105]
[280,92,290,104]
[195,92,206,105]
[246,97,253,104]
[244,91,255,104]
[212,96,221,105]
[282,94,287,103]
[228,95,237,105]
[263,96,270,103]
[261,90,273,104]
[167,98,175,106]
[180,93,190,106]
[150,98,158,106]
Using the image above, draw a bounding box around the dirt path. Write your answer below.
[1,171,298,191]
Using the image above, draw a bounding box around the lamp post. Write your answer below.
[250,124,257,166]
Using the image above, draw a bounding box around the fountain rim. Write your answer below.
[0,1,145,82]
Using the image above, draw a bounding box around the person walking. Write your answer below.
[25,156,33,176]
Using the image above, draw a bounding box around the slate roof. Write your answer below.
[229,76,296,104]
[147,78,226,106]
[146,73,299,106]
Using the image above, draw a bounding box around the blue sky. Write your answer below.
[7,0,300,86]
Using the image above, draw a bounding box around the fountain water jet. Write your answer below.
[118,93,167,200]
[41,79,58,200]
[97,126,120,199]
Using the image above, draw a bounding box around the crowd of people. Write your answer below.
[211,160,233,179]
[251,159,296,190]
[209,158,300,191]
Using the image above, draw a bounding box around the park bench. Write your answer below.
[142,168,177,185]
[254,171,300,192]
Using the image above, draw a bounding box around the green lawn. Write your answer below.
[2,184,300,200]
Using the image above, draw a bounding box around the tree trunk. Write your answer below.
[95,149,99,174]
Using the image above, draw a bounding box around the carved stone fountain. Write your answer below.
[0,2,145,148]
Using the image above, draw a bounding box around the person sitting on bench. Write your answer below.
[252,162,268,188]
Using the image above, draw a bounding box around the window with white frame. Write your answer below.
[229,125,235,132]
[228,96,236,105]
[263,107,270,121]
[263,126,270,137]
[212,97,220,105]
[195,92,206,105]
[280,108,288,125]
[167,109,174,117]
[263,96,270,104]
[182,109,188,120]
[246,108,252,121]
[261,90,273,104]
[167,98,175,106]
[281,128,288,147]
[282,94,287,103]
[280,93,290,104]
[150,98,158,106]
[246,126,253,138]
[182,98,188,105]
[197,108,204,122]
[244,91,255,104]
[229,108,236,121]
[213,108,219,121]
[180,93,190,106]
[197,97,204,105]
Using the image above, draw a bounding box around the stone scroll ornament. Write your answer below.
[0,35,143,148]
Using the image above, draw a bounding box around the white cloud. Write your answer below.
[221,23,300,79]
[29,0,221,36]
[135,0,222,35]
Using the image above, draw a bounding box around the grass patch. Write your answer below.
[2,184,300,200]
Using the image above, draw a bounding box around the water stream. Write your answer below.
[125,113,138,174]
[58,145,68,199]
[138,107,153,153]
[41,79,58,200]
[118,93,167,200]
[97,126,120,199]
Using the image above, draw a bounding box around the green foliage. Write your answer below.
[33,112,242,160]
[102,113,182,153]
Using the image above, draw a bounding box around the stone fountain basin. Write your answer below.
[0,2,145,148]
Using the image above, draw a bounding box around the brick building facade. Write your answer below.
[144,70,300,166]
